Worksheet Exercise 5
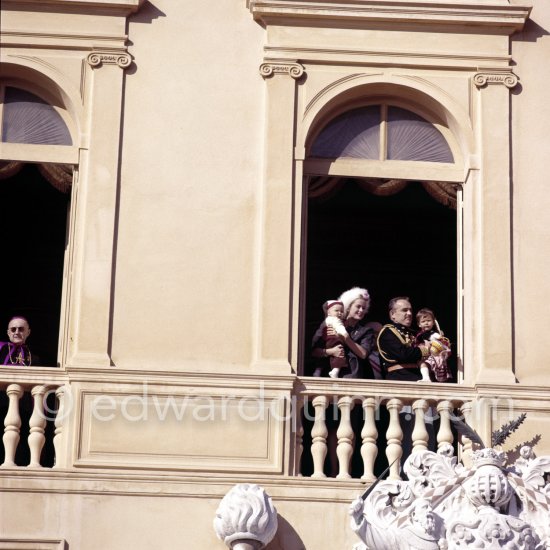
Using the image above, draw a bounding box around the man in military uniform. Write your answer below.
[377,297,429,381]
[377,297,435,456]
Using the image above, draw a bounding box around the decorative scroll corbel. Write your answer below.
[87,50,132,69]
[259,61,304,80]
[473,71,518,89]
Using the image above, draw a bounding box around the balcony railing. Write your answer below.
[294,377,478,480]
[0,369,509,478]
[0,367,68,469]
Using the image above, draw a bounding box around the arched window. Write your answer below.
[0,83,75,367]
[304,103,461,185]
[310,105,453,163]
[302,102,460,382]
[1,87,73,146]
[0,83,78,165]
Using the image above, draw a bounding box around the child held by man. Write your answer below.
[415,308,452,383]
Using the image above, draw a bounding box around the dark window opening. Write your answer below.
[0,163,70,367]
[303,178,457,379]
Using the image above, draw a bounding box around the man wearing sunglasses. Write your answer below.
[0,317,33,366]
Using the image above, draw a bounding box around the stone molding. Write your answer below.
[259,61,304,80]
[264,44,512,70]
[1,0,144,15]
[0,30,128,50]
[249,0,531,35]
[0,540,65,550]
[0,469,364,502]
[473,71,519,89]
[86,50,132,69]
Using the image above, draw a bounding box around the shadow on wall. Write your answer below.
[265,515,306,550]
[128,0,166,25]
[125,1,166,74]
[512,18,549,43]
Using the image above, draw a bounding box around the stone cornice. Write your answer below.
[249,0,531,35]
[0,30,128,50]
[0,468,364,502]
[1,0,144,15]
[264,44,513,70]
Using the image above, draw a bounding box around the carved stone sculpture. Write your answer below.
[214,484,278,550]
[350,444,550,550]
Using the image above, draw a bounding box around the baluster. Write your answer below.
[2,384,23,467]
[361,397,378,482]
[54,386,66,468]
[386,398,403,480]
[412,399,429,453]
[437,400,454,451]
[311,396,328,478]
[28,385,47,467]
[459,401,473,468]
[294,396,304,476]
[336,396,354,479]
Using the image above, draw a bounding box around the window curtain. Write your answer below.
[0,160,24,180]
[38,164,73,193]
[308,176,458,209]
[0,161,72,194]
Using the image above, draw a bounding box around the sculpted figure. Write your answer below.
[350,446,550,550]
[350,496,446,550]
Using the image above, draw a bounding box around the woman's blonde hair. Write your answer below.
[338,287,370,317]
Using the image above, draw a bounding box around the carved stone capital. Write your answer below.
[259,61,304,80]
[473,71,518,89]
[87,51,132,69]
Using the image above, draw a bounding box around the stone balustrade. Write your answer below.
[0,369,499,480]
[295,378,477,480]
[0,368,69,469]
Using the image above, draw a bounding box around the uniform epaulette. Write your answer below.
[378,324,409,345]
[377,324,405,363]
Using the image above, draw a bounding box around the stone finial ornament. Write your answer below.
[214,484,278,550]
[350,446,550,550]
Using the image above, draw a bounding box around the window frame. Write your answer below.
[294,99,466,380]
[0,80,78,368]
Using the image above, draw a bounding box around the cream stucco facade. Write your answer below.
[0,0,549,548]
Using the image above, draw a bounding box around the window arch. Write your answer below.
[1,86,73,146]
[309,104,453,163]
[304,100,462,183]
[0,79,78,165]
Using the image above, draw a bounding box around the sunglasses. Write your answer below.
[9,327,27,333]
